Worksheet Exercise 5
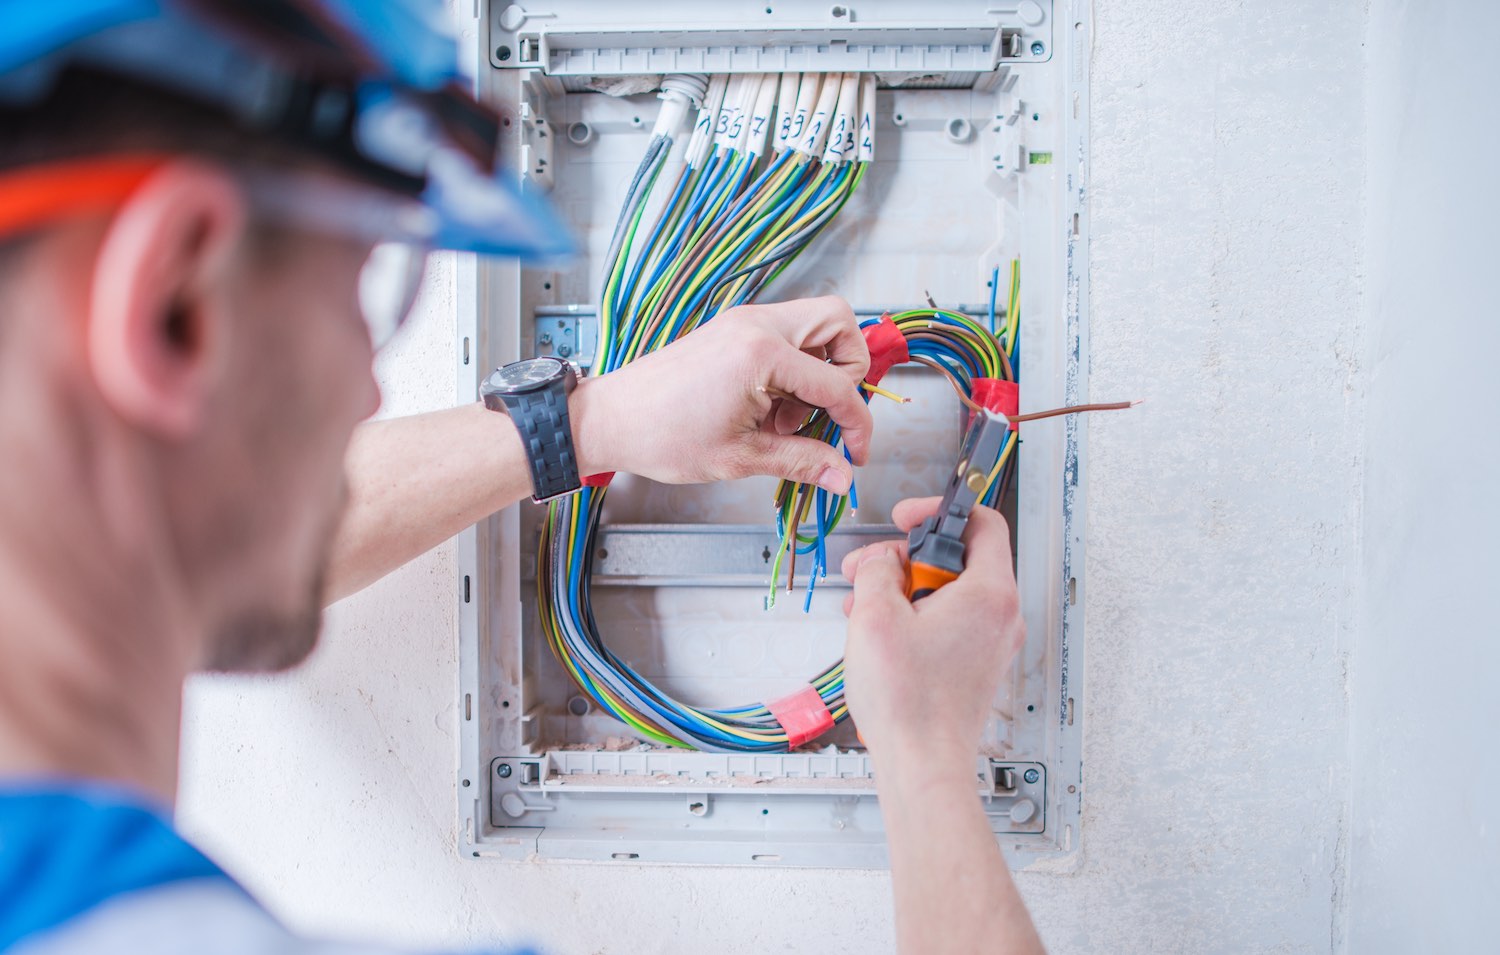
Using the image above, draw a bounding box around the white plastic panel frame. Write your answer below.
[453,0,1089,870]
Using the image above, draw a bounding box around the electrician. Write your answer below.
[0,3,1043,954]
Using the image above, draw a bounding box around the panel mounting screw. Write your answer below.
[1023,768,1040,784]
[1030,41,1045,56]
[497,763,512,778]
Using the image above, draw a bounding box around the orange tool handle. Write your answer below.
[906,561,960,601]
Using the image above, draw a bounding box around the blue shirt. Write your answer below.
[0,785,538,954]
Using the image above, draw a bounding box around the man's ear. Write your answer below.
[88,160,247,438]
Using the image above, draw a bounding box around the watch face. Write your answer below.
[490,358,564,393]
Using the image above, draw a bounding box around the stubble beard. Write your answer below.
[200,487,345,674]
[202,565,327,673]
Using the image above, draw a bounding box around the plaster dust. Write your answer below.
[176,1,1367,953]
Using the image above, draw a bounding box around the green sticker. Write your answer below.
[1028,151,1053,165]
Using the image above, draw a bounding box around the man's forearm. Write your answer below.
[323,402,531,602]
[876,746,1046,955]
[326,381,622,603]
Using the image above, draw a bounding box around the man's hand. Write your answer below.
[840,496,1025,763]
[573,296,872,494]
[840,497,1043,955]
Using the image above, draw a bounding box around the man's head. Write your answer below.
[0,78,382,672]
[0,0,569,680]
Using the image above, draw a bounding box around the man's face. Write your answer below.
[185,222,381,672]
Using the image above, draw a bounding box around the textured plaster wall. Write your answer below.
[177,2,1374,953]
[1347,1,1500,950]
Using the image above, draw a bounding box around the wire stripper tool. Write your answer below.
[905,409,1010,600]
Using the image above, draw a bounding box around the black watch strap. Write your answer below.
[487,385,581,502]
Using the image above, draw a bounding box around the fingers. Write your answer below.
[738,296,869,383]
[883,496,1015,584]
[950,503,1015,581]
[746,431,854,493]
[773,397,814,435]
[762,346,873,464]
[847,545,913,629]
[891,496,942,533]
[839,538,906,581]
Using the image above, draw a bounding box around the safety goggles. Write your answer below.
[0,154,431,349]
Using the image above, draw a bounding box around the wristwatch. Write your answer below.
[480,357,582,502]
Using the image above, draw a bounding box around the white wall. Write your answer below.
[177,2,1391,952]
[1348,1,1500,950]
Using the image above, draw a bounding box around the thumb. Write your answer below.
[748,432,853,493]
[848,546,912,627]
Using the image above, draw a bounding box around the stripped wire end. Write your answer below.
[859,381,911,404]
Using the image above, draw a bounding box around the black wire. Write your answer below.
[702,240,805,307]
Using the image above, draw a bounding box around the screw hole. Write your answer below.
[567,121,594,145]
[761,808,769,815]
[1026,704,1035,712]
[597,547,609,560]
[496,45,512,62]
[462,779,471,787]
[567,696,592,717]
[543,281,552,290]
[830,4,848,18]
[501,700,511,709]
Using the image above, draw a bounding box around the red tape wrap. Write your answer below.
[582,472,615,488]
[766,684,835,748]
[969,378,1020,430]
[861,314,910,386]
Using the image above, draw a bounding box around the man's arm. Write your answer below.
[325,296,873,602]
[841,499,1045,955]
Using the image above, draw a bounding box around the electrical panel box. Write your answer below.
[455,0,1090,869]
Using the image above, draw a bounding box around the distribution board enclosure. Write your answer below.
[454,0,1090,869]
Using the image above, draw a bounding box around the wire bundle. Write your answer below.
[768,266,1022,609]
[537,72,876,751]
[595,71,875,372]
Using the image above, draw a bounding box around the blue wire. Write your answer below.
[988,264,999,335]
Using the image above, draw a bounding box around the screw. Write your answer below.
[538,333,552,347]
[1023,768,1040,784]
[497,763,512,778]
[1030,41,1045,56]
[558,344,573,358]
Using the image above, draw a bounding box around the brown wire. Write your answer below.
[1011,401,1138,423]
[908,356,984,411]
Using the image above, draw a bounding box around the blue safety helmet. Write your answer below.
[0,0,573,262]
